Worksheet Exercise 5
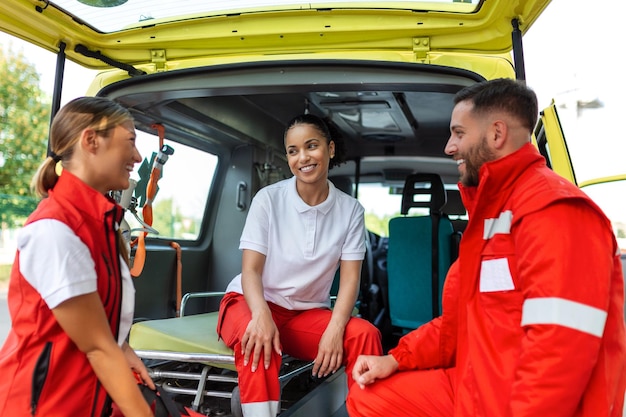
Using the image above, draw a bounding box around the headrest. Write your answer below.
[400,173,446,215]
[442,189,466,216]
[330,176,354,196]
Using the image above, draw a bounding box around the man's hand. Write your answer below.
[352,354,399,389]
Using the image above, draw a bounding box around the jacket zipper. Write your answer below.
[30,342,52,416]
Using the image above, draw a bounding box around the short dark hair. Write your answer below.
[454,78,538,132]
[284,114,346,168]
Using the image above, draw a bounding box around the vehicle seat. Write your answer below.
[329,175,379,322]
[386,173,455,333]
[330,175,354,197]
[442,188,466,260]
[442,188,467,234]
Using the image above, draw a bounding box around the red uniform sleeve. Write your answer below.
[510,200,616,417]
[390,261,459,371]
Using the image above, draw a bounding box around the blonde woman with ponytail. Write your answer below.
[0,97,154,417]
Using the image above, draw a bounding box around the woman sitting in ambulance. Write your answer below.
[217,113,383,417]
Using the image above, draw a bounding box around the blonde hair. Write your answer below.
[31,96,133,198]
[31,97,134,264]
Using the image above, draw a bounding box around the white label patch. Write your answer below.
[483,210,513,240]
[480,258,515,292]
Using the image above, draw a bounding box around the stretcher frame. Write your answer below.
[130,291,314,416]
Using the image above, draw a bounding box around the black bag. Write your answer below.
[139,384,189,417]
[111,384,202,417]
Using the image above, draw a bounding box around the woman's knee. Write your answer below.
[346,319,382,353]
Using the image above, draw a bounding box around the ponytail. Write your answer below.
[31,157,61,199]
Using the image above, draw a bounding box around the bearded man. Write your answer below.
[346,78,626,417]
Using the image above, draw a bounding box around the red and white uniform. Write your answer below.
[0,171,134,417]
[219,177,382,417]
[347,143,626,417]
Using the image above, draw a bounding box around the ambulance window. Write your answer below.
[125,131,217,241]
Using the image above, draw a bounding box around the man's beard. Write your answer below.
[460,136,495,187]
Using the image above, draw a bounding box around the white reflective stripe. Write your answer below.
[241,400,280,417]
[483,210,513,239]
[521,297,607,338]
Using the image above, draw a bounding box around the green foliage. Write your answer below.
[0,45,51,227]
[364,211,400,237]
[152,197,176,237]
[0,263,11,283]
[151,197,199,239]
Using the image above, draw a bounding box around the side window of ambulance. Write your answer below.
[581,181,626,254]
[126,131,217,241]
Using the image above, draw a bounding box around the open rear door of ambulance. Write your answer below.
[536,101,626,260]
[534,100,576,185]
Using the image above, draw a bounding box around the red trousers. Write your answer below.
[217,292,382,416]
[346,367,456,417]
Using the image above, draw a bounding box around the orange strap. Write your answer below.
[170,241,182,317]
[130,123,166,278]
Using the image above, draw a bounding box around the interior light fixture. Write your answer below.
[77,0,128,7]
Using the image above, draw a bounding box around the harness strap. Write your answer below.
[130,123,169,278]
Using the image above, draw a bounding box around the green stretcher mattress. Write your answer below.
[129,312,236,371]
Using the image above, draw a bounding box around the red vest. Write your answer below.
[0,171,125,417]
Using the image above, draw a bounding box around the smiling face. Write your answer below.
[285,123,335,189]
[90,120,142,194]
[445,100,496,187]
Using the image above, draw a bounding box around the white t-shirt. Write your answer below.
[225,176,366,310]
[17,219,135,345]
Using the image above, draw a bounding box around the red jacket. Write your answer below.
[0,171,125,417]
[390,143,626,417]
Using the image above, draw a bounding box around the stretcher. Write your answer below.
[129,292,314,417]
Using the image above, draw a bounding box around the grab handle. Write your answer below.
[236,181,247,211]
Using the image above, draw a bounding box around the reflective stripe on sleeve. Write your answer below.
[521,297,607,338]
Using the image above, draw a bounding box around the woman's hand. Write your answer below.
[311,259,360,378]
[122,342,155,389]
[313,322,344,378]
[52,293,154,417]
[241,309,281,372]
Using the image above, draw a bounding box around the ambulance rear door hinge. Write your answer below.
[151,49,167,71]
[413,37,430,63]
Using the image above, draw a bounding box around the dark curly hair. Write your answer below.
[284,114,346,169]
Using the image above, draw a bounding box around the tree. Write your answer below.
[152,197,175,238]
[0,44,51,228]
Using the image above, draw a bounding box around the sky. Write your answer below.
[1,0,625,224]
[522,0,625,226]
